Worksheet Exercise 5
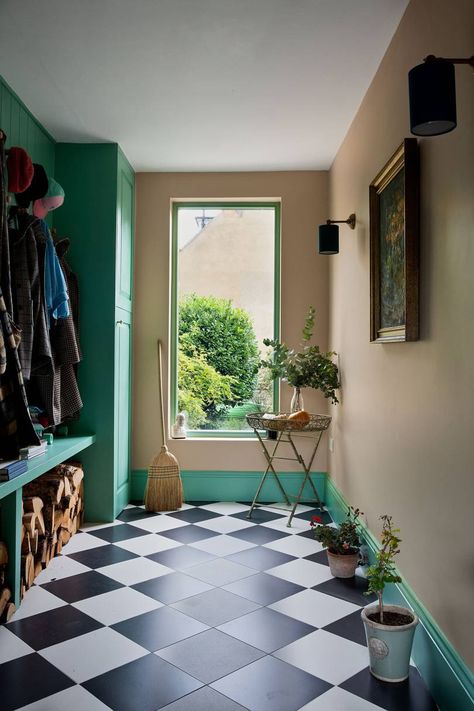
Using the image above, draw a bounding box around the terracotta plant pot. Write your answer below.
[361,603,419,682]
[326,550,359,578]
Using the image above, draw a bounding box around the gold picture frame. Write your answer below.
[370,138,420,343]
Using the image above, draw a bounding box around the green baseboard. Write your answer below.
[131,469,326,505]
[326,477,474,711]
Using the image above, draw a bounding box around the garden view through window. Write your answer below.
[173,202,280,433]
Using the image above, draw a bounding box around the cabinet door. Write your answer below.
[114,312,132,515]
[115,152,134,312]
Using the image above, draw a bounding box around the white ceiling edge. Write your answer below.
[0,0,409,172]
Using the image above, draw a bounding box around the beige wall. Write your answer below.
[328,0,474,666]
[133,172,329,472]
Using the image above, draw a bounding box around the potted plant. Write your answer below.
[310,507,362,578]
[361,515,419,682]
[259,306,340,411]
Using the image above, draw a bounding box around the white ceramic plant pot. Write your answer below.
[361,603,419,682]
[326,551,359,578]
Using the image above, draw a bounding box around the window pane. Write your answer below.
[176,205,277,431]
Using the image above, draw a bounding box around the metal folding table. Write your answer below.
[246,413,331,527]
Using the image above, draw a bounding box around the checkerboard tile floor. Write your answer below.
[0,503,437,711]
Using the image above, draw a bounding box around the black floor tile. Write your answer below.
[159,524,220,544]
[0,653,74,710]
[133,572,212,605]
[7,604,102,650]
[224,572,304,605]
[304,549,330,565]
[147,545,215,569]
[211,655,332,711]
[41,570,123,603]
[68,543,138,569]
[157,628,265,683]
[340,666,438,711]
[171,587,260,626]
[229,525,289,544]
[218,606,315,653]
[166,508,221,523]
[88,523,150,543]
[294,508,333,524]
[231,508,286,524]
[83,653,202,711]
[313,575,376,606]
[117,506,161,522]
[186,501,216,507]
[225,545,296,571]
[111,605,207,652]
[160,686,247,711]
[323,609,367,646]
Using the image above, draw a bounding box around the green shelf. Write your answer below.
[0,435,95,606]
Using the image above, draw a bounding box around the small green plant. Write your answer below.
[310,506,362,555]
[259,306,340,403]
[365,515,402,623]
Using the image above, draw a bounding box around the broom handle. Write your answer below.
[157,340,166,446]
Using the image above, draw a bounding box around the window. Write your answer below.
[171,201,281,436]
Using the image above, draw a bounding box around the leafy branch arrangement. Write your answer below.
[365,515,402,623]
[310,506,362,555]
[259,306,340,403]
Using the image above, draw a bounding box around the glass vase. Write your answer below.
[290,387,304,413]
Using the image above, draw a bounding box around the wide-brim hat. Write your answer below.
[7,147,34,194]
[33,177,65,218]
[15,163,48,208]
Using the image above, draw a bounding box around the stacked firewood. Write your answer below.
[0,541,15,622]
[21,462,84,598]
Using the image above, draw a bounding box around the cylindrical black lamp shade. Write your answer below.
[409,59,457,136]
[319,223,339,255]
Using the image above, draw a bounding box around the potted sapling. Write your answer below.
[361,515,419,682]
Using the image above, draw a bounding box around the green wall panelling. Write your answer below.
[131,469,327,507]
[114,308,132,517]
[0,76,55,177]
[116,148,135,312]
[325,477,474,711]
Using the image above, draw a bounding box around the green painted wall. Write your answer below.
[0,76,55,177]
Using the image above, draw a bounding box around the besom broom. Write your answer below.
[144,340,183,512]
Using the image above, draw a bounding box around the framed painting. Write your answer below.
[370,138,419,343]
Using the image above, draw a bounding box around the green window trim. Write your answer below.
[170,200,281,438]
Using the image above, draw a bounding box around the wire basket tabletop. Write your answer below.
[246,412,331,433]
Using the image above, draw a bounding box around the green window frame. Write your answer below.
[170,200,281,438]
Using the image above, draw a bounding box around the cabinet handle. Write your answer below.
[116,319,124,325]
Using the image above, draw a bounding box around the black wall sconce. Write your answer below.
[318,213,356,255]
[408,54,474,136]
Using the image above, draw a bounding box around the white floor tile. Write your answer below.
[269,589,360,627]
[114,533,182,556]
[60,533,109,555]
[274,629,368,685]
[81,520,122,532]
[9,586,66,621]
[72,587,163,626]
[0,627,34,663]
[298,686,385,710]
[17,684,112,711]
[263,535,322,558]
[267,559,333,587]
[39,627,148,683]
[97,557,173,585]
[185,558,256,586]
[261,516,313,535]
[198,502,250,515]
[34,556,91,584]
[195,516,256,534]
[128,516,189,533]
[190,535,257,557]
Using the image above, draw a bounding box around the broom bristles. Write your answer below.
[144,445,183,512]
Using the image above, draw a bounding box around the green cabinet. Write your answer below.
[54,144,135,521]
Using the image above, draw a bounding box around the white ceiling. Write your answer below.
[0,0,409,172]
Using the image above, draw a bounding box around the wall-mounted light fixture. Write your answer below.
[408,54,474,136]
[318,213,356,255]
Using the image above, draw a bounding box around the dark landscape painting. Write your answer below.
[379,167,405,328]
